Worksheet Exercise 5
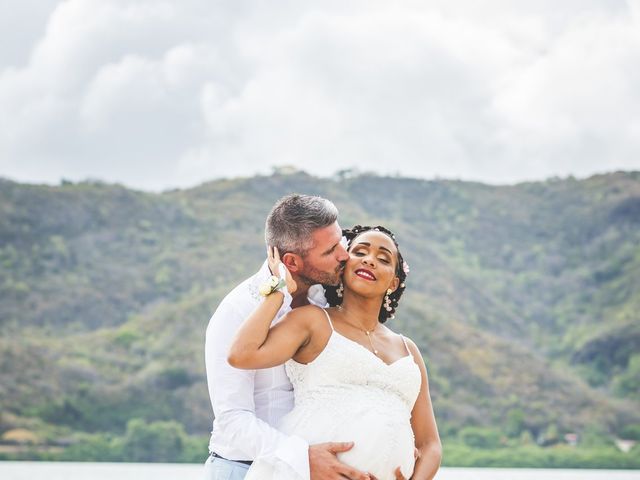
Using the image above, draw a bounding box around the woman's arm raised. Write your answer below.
[227,291,313,369]
[228,245,319,369]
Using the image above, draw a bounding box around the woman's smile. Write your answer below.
[355,268,376,281]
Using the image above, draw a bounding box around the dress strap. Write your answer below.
[401,335,411,355]
[319,308,335,331]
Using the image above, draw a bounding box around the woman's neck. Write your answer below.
[338,294,381,331]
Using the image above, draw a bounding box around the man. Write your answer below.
[204,194,370,480]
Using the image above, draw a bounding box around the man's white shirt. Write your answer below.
[205,261,328,480]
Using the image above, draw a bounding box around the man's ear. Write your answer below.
[281,252,303,273]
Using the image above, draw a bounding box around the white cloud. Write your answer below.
[0,0,639,190]
[491,5,640,179]
[0,0,59,67]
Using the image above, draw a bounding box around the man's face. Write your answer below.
[297,221,349,286]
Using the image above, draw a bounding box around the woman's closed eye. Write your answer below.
[352,249,390,263]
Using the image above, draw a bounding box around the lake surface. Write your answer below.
[0,462,639,480]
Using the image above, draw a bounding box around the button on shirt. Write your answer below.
[206,261,328,480]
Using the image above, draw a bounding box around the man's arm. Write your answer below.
[206,301,309,478]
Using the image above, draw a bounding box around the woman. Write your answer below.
[228,225,441,480]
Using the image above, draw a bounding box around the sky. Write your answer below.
[1,0,639,191]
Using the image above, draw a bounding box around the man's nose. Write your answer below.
[337,243,349,261]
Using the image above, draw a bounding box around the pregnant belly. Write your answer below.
[281,401,415,480]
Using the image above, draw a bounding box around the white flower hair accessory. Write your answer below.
[402,260,410,274]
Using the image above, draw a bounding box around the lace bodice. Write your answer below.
[285,329,420,412]
[245,309,422,480]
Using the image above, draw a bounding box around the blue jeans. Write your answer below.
[203,454,251,480]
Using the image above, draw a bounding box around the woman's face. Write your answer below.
[342,230,400,297]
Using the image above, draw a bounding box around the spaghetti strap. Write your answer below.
[319,307,335,331]
[401,335,411,355]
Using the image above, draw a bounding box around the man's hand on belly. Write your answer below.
[309,442,370,480]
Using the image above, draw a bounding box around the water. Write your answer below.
[0,463,638,480]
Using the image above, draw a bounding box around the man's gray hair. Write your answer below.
[265,194,339,256]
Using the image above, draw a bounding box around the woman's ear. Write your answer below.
[282,252,303,273]
[389,276,400,293]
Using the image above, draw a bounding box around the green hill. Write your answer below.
[0,170,639,464]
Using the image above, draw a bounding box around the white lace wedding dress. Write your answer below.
[245,309,421,480]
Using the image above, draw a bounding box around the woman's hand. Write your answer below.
[393,467,408,479]
[268,246,297,294]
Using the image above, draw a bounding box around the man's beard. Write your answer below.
[298,262,345,287]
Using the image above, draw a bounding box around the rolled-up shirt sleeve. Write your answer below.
[205,299,310,480]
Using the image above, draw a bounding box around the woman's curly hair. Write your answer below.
[324,225,408,323]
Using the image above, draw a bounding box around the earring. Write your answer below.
[336,282,344,298]
[384,289,393,312]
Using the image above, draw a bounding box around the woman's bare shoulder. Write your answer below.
[402,335,429,372]
[380,326,423,354]
[283,303,329,323]
[284,304,333,353]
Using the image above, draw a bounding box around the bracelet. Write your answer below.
[258,275,287,297]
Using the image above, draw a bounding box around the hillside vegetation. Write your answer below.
[0,170,639,465]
